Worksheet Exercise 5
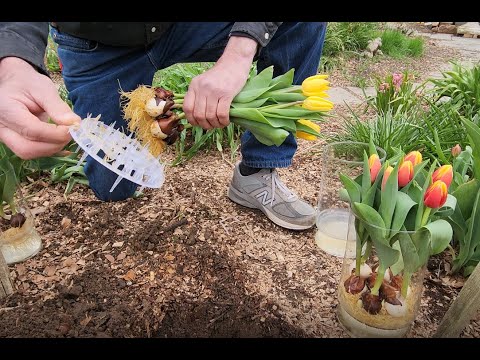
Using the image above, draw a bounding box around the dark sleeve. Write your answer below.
[0,22,49,75]
[229,22,283,48]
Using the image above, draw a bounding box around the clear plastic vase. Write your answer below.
[0,169,42,264]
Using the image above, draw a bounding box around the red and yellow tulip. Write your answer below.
[382,166,394,190]
[424,180,448,208]
[432,165,453,188]
[398,161,414,187]
[368,154,381,184]
[403,151,422,167]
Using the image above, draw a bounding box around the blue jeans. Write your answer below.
[52,22,326,201]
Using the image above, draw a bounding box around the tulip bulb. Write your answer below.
[145,98,167,117]
[349,262,372,279]
[150,121,168,139]
[384,296,408,317]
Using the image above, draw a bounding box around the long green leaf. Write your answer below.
[268,68,295,91]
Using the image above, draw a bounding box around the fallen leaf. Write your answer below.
[166,267,175,274]
[112,241,124,248]
[80,315,92,327]
[44,265,56,277]
[31,206,47,216]
[61,217,72,229]
[76,259,86,266]
[63,258,75,267]
[105,254,115,263]
[117,252,126,261]
[150,271,155,282]
[16,264,26,276]
[123,269,136,281]
[165,254,175,261]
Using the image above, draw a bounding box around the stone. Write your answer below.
[438,25,457,34]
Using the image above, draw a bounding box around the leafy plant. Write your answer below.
[446,118,480,276]
[379,29,424,58]
[330,107,422,159]
[430,63,480,121]
[366,72,424,116]
[320,22,379,71]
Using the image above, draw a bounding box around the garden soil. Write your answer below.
[1,25,479,338]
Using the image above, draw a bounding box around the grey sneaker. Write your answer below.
[228,163,316,230]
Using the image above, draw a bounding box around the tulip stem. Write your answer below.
[176,112,185,120]
[421,207,431,227]
[174,99,184,105]
[401,271,411,298]
[371,263,385,296]
[173,93,185,99]
[260,101,303,110]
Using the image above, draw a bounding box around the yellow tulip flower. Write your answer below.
[296,119,321,141]
[302,96,334,111]
[302,77,330,97]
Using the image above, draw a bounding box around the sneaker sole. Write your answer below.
[227,185,314,231]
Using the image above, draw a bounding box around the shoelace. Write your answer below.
[262,170,296,206]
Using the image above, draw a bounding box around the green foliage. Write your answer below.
[329,107,422,159]
[379,29,424,58]
[366,71,424,116]
[430,63,480,121]
[320,22,379,71]
[45,34,61,73]
[445,118,480,276]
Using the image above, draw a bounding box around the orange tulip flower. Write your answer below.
[398,161,414,187]
[432,165,453,188]
[368,154,381,184]
[382,166,394,190]
[403,151,422,166]
[424,180,448,208]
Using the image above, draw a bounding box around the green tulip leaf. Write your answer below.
[460,117,480,179]
[233,86,275,103]
[363,165,385,207]
[352,202,387,242]
[268,68,295,91]
[390,241,405,276]
[230,118,288,146]
[423,219,454,255]
[340,174,361,204]
[242,66,274,92]
[390,191,417,238]
[339,188,350,202]
[434,194,457,218]
[231,98,270,108]
[379,159,400,230]
[361,151,371,199]
[452,178,479,218]
[466,190,480,258]
[259,92,306,102]
[397,231,421,273]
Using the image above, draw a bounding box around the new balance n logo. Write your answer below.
[255,190,273,206]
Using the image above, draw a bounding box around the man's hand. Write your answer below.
[0,57,81,159]
[183,36,258,130]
